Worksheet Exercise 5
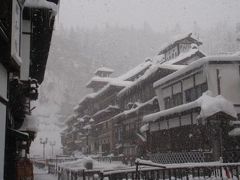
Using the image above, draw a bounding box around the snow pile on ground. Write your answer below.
[24,0,58,14]
[20,115,39,132]
[58,156,128,171]
[143,91,237,123]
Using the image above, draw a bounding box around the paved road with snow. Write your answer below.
[34,166,57,180]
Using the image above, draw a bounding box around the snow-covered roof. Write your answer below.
[24,0,59,15]
[118,62,186,97]
[143,91,237,123]
[140,124,149,133]
[154,55,240,88]
[158,33,202,55]
[93,105,119,119]
[94,67,114,74]
[79,80,132,106]
[86,76,113,88]
[117,60,152,81]
[161,49,205,65]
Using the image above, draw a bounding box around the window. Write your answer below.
[172,93,183,106]
[185,82,208,103]
[164,96,172,109]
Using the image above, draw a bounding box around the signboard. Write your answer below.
[11,0,22,66]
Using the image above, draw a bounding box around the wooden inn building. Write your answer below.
[61,33,240,164]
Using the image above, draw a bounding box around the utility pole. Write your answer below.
[40,138,48,159]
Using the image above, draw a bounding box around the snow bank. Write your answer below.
[59,156,127,171]
[24,0,58,14]
[20,115,39,132]
[143,91,237,123]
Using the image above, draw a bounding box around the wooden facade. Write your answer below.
[145,56,240,163]
[0,0,59,179]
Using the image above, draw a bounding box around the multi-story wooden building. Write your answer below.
[143,55,240,163]
[61,33,206,161]
[0,0,59,179]
[112,33,205,159]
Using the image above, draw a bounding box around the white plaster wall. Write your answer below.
[169,117,180,128]
[207,64,240,104]
[183,77,194,91]
[159,120,168,130]
[155,87,164,110]
[195,71,205,85]
[149,122,159,132]
[173,82,181,94]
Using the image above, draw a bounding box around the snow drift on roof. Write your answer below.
[118,62,185,97]
[143,91,237,123]
[140,124,149,133]
[86,76,113,87]
[24,0,59,14]
[117,60,152,81]
[154,55,240,88]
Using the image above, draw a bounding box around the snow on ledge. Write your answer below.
[143,91,237,123]
[24,0,59,15]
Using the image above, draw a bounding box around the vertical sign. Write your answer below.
[11,0,22,66]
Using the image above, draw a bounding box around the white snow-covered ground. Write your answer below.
[34,166,57,180]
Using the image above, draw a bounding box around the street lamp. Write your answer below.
[40,137,48,159]
[83,124,91,154]
[49,141,56,157]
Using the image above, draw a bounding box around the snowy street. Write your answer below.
[34,166,57,180]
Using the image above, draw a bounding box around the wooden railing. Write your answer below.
[33,158,240,180]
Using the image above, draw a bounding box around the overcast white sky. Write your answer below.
[58,0,240,31]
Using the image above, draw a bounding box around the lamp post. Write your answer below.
[40,138,48,159]
[49,141,56,157]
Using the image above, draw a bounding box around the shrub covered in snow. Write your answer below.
[83,157,93,169]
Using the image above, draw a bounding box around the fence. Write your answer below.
[33,158,240,180]
[103,161,240,180]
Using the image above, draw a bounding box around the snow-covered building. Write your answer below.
[143,55,240,163]
[111,33,205,159]
[61,33,206,162]
[0,0,59,179]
